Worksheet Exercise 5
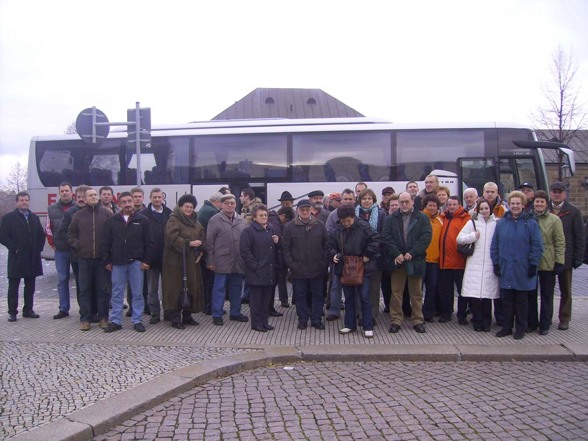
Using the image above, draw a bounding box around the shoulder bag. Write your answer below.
[457,219,476,257]
[339,231,365,286]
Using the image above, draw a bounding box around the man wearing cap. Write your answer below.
[308,190,330,223]
[281,199,329,330]
[519,183,535,212]
[206,194,248,326]
[380,187,395,212]
[278,191,294,208]
[548,181,586,330]
[327,193,342,211]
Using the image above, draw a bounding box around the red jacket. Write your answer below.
[439,206,471,269]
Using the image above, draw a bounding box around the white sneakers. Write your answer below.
[364,330,374,338]
[339,327,354,334]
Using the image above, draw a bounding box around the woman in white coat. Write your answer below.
[457,199,499,332]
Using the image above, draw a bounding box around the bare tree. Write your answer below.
[3,162,28,193]
[532,47,586,144]
[65,121,77,134]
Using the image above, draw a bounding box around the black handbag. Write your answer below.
[457,220,476,257]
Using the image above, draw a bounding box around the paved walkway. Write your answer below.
[1,247,587,440]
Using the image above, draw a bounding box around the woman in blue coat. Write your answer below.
[491,191,543,340]
[240,204,279,332]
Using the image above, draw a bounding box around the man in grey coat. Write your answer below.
[206,194,248,326]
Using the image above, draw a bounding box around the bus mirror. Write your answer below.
[558,147,575,177]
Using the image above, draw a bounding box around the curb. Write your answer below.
[10,343,588,441]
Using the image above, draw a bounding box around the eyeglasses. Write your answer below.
[399,200,411,204]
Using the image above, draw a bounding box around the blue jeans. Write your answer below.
[292,277,325,325]
[78,258,109,323]
[146,267,162,317]
[328,271,343,316]
[212,273,243,318]
[54,250,72,313]
[343,275,373,330]
[110,261,144,325]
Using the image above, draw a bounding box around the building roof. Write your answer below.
[212,88,364,120]
[537,129,588,164]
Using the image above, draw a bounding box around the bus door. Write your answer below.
[457,158,498,196]
[228,182,267,213]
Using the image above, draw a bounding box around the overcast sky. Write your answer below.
[1,0,587,185]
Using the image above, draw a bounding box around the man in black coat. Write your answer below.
[140,188,172,324]
[0,191,46,322]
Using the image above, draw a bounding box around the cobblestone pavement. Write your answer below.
[0,343,247,440]
[96,361,588,441]
[1,245,588,440]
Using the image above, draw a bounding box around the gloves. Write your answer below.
[527,264,537,278]
[554,263,564,275]
[493,265,500,277]
[573,260,583,269]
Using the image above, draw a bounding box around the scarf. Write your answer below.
[355,204,379,232]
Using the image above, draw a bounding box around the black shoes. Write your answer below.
[104,322,122,333]
[53,311,69,319]
[312,322,325,330]
[325,314,340,321]
[389,324,401,333]
[230,314,249,322]
[513,330,525,340]
[264,324,275,330]
[495,329,513,338]
[252,327,268,333]
[8,313,17,322]
[22,311,40,319]
[438,315,452,323]
[458,318,469,326]
[269,310,283,317]
[182,317,199,326]
[413,324,426,333]
[149,315,160,324]
[297,322,307,330]
[558,322,569,330]
[213,317,223,326]
[424,317,435,323]
[171,322,186,330]
[539,329,549,336]
[133,323,146,333]
[280,301,290,308]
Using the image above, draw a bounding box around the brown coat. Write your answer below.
[162,207,205,312]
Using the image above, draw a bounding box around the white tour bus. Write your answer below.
[27,117,574,258]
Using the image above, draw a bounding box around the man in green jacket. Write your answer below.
[382,192,432,334]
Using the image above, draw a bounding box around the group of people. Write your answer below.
[1,177,586,340]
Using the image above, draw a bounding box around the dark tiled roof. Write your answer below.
[537,129,588,164]
[212,88,364,120]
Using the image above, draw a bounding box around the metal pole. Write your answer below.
[135,101,141,187]
[92,106,97,144]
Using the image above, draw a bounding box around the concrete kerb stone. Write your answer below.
[9,343,587,441]
[562,343,588,361]
[457,344,575,361]
[299,344,461,362]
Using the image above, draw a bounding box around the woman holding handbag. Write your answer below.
[162,194,205,329]
[328,205,380,338]
[457,199,499,332]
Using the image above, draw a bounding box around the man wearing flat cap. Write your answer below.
[308,190,330,223]
[281,199,329,330]
[380,186,395,213]
[548,181,586,331]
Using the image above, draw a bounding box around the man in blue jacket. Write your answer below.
[102,192,154,333]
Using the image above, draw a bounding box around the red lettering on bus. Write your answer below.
[48,193,57,205]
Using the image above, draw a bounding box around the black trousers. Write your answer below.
[250,285,272,329]
[7,277,35,315]
[438,269,466,319]
[470,298,492,329]
[501,288,529,333]
[528,271,556,331]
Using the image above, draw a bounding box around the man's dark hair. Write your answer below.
[16,191,30,201]
[59,182,73,191]
[99,186,114,195]
[118,191,132,200]
[277,206,295,222]
[241,187,255,200]
[337,205,356,220]
[448,195,461,204]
